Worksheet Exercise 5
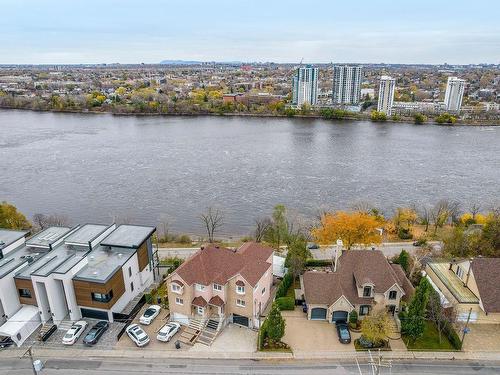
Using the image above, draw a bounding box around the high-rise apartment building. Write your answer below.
[332,65,362,105]
[292,65,318,106]
[377,75,396,115]
[444,77,466,111]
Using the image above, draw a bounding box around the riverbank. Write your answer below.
[1,106,499,126]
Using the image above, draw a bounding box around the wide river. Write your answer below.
[1,110,499,236]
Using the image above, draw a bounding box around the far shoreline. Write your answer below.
[0,106,499,126]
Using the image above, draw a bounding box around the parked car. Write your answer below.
[157,322,181,342]
[0,336,14,349]
[83,321,109,346]
[307,242,320,250]
[126,324,150,347]
[139,305,161,325]
[335,321,351,344]
[39,324,57,342]
[62,320,88,345]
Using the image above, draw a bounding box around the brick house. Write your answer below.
[302,250,414,323]
[166,242,273,329]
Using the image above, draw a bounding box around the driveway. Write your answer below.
[461,324,500,352]
[190,324,257,353]
[116,305,184,350]
[282,308,357,353]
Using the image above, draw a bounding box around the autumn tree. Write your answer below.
[360,311,391,346]
[263,204,289,250]
[0,201,31,230]
[311,211,382,249]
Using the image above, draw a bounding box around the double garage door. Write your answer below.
[81,308,109,321]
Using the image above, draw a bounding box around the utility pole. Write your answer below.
[460,308,473,348]
[21,346,38,375]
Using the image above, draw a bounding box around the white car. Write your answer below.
[139,305,161,325]
[157,322,181,342]
[62,320,88,345]
[126,324,150,347]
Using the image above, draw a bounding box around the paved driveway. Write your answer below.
[190,324,257,353]
[461,324,500,352]
[282,308,357,353]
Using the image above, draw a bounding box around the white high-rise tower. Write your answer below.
[292,65,318,106]
[332,65,362,105]
[444,77,466,111]
[377,75,396,115]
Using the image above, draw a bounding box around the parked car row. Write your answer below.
[127,305,181,347]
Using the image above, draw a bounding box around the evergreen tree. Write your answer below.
[266,302,286,343]
[401,277,432,343]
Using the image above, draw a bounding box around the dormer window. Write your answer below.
[363,286,372,297]
[171,280,184,294]
[388,290,397,300]
[236,280,245,294]
[456,266,464,279]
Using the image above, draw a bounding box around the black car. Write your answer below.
[39,324,57,342]
[83,321,109,346]
[307,242,320,250]
[302,302,308,313]
[335,321,351,344]
[0,336,14,349]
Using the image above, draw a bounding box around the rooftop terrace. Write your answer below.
[428,262,480,304]
[0,229,28,251]
[0,244,49,278]
[63,224,109,246]
[26,226,71,248]
[100,225,155,249]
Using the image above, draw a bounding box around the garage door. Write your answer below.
[332,311,348,323]
[232,314,249,327]
[172,313,189,325]
[310,308,327,320]
[457,311,478,323]
[81,308,109,320]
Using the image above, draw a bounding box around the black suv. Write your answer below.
[83,321,109,346]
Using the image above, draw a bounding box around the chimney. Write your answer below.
[334,239,343,272]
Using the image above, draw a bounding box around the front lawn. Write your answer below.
[404,321,456,351]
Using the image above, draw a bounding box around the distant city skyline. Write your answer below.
[1,0,499,65]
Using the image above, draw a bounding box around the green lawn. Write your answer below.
[404,321,456,351]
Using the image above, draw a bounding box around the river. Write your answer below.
[1,110,499,236]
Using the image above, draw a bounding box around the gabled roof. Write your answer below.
[173,242,273,287]
[470,258,500,313]
[303,250,412,306]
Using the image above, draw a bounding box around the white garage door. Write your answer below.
[172,313,189,325]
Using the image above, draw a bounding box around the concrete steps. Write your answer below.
[196,318,220,346]
[57,320,74,331]
[178,319,204,346]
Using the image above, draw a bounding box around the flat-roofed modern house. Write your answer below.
[72,224,156,322]
[0,229,29,259]
[302,250,414,323]
[425,258,500,323]
[166,242,274,337]
[0,223,157,346]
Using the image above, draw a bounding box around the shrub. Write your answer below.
[414,113,426,124]
[145,293,153,304]
[275,297,295,311]
[258,318,269,350]
[305,259,332,267]
[266,302,286,343]
[370,111,387,122]
[398,228,413,240]
[276,272,293,298]
[442,320,462,350]
[178,234,191,244]
[349,310,358,325]
[435,113,457,124]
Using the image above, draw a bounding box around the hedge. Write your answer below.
[305,259,332,267]
[258,318,269,350]
[443,321,462,350]
[275,297,295,311]
[276,272,293,298]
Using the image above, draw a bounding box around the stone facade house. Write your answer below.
[302,250,414,323]
[166,242,273,329]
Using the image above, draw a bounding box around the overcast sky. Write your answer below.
[1,0,499,64]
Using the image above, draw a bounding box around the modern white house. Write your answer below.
[0,223,157,346]
[0,229,29,258]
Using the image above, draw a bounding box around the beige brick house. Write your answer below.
[425,257,500,324]
[302,250,414,323]
[166,242,274,329]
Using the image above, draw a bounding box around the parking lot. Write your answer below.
[116,305,185,350]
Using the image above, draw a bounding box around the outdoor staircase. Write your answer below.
[386,316,401,340]
[38,320,56,340]
[196,317,221,346]
[57,319,74,331]
[178,318,205,346]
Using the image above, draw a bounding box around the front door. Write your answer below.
[387,305,396,316]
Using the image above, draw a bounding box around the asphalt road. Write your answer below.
[3,357,499,375]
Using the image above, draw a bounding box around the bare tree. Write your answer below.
[32,213,70,231]
[468,202,481,220]
[254,217,271,243]
[414,204,432,232]
[200,207,224,243]
[430,200,459,234]
[427,291,456,344]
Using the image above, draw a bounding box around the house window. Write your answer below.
[175,297,183,305]
[196,306,204,315]
[130,282,134,292]
[236,299,246,307]
[359,305,371,316]
[196,284,206,292]
[388,291,397,300]
[128,266,132,277]
[19,288,32,299]
[456,266,464,279]
[236,285,245,295]
[91,290,113,303]
[261,287,266,295]
[171,283,182,294]
[363,286,372,297]
[213,283,222,291]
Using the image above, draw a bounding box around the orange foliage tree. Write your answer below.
[311,211,382,249]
